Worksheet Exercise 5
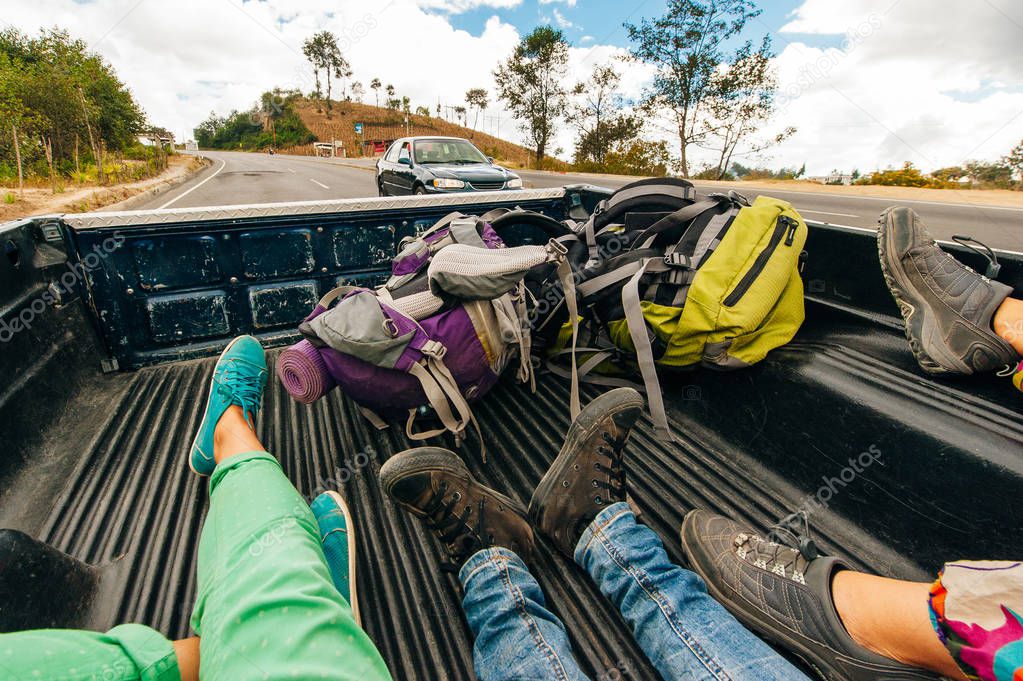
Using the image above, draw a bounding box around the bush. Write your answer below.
[574,140,671,177]
[855,162,956,189]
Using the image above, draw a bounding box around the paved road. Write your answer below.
[136,150,376,210]
[138,151,1021,251]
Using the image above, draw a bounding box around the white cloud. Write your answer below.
[539,0,577,5]
[3,0,524,143]
[415,0,523,13]
[7,0,1018,175]
[752,0,1023,174]
[552,9,575,29]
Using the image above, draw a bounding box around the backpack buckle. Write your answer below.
[546,238,568,257]
[663,253,692,268]
[421,340,447,360]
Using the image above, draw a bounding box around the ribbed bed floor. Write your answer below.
[36,349,906,680]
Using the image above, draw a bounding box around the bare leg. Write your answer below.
[994,297,1023,355]
[173,637,200,681]
[832,571,966,680]
[212,405,263,463]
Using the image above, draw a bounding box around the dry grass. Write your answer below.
[286,99,570,170]
[0,155,207,222]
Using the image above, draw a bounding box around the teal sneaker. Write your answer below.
[311,491,361,625]
[189,335,268,476]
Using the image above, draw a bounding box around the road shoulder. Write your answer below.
[0,155,212,221]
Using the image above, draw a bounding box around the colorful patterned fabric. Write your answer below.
[1010,359,1023,394]
[929,560,1023,681]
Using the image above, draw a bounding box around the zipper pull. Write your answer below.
[783,216,798,246]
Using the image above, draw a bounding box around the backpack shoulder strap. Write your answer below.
[633,197,729,251]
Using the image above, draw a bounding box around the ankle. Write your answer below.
[993,297,1023,355]
[833,571,904,662]
[212,405,263,464]
[833,571,965,678]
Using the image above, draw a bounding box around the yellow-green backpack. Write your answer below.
[566,191,808,440]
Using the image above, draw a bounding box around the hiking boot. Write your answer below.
[380,447,535,567]
[680,510,940,681]
[878,206,1019,375]
[528,388,645,558]
[189,335,268,475]
[311,491,361,626]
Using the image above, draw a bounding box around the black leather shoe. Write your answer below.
[380,447,535,567]
[681,510,940,681]
[528,387,645,558]
[878,206,1019,375]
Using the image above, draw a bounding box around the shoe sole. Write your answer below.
[679,512,932,681]
[876,212,965,375]
[323,490,362,628]
[527,388,644,531]
[189,335,247,475]
[379,447,528,519]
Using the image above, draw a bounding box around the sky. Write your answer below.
[4,0,1022,175]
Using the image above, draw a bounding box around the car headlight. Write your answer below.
[505,178,523,189]
[432,178,465,189]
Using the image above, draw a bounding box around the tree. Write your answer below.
[702,37,794,180]
[302,32,350,113]
[1003,139,1023,189]
[351,81,364,103]
[0,27,145,188]
[302,33,325,103]
[932,165,966,182]
[415,105,431,117]
[494,26,569,168]
[385,83,395,99]
[465,87,489,133]
[626,0,762,177]
[454,105,467,126]
[370,78,381,107]
[570,63,641,167]
[965,160,1013,188]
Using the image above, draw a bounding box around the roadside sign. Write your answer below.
[354,122,363,135]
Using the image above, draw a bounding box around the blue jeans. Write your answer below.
[459,502,809,681]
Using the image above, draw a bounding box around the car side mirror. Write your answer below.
[398,157,412,166]
[486,156,494,164]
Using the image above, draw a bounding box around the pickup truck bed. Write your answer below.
[2,189,1021,680]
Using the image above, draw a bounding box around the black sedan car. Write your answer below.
[376,136,523,196]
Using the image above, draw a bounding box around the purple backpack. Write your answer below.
[277,211,577,448]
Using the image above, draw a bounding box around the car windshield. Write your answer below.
[413,139,488,164]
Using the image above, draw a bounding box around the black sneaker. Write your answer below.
[878,206,1019,375]
[528,388,645,558]
[380,447,535,567]
[680,510,939,681]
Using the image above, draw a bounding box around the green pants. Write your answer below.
[0,451,392,681]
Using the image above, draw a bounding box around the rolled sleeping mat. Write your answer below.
[277,339,336,403]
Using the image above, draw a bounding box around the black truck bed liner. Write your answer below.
[2,192,1021,680]
[7,307,1021,679]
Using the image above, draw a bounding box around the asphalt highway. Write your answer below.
[136,150,1021,251]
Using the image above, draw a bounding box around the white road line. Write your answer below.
[309,178,330,189]
[287,168,296,173]
[158,158,226,209]
[692,184,1023,212]
[799,209,861,218]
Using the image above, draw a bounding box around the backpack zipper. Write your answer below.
[723,215,797,307]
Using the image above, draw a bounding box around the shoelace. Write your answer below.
[592,431,627,505]
[422,482,487,572]
[216,358,266,428]
[734,511,819,584]
[952,235,1001,279]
